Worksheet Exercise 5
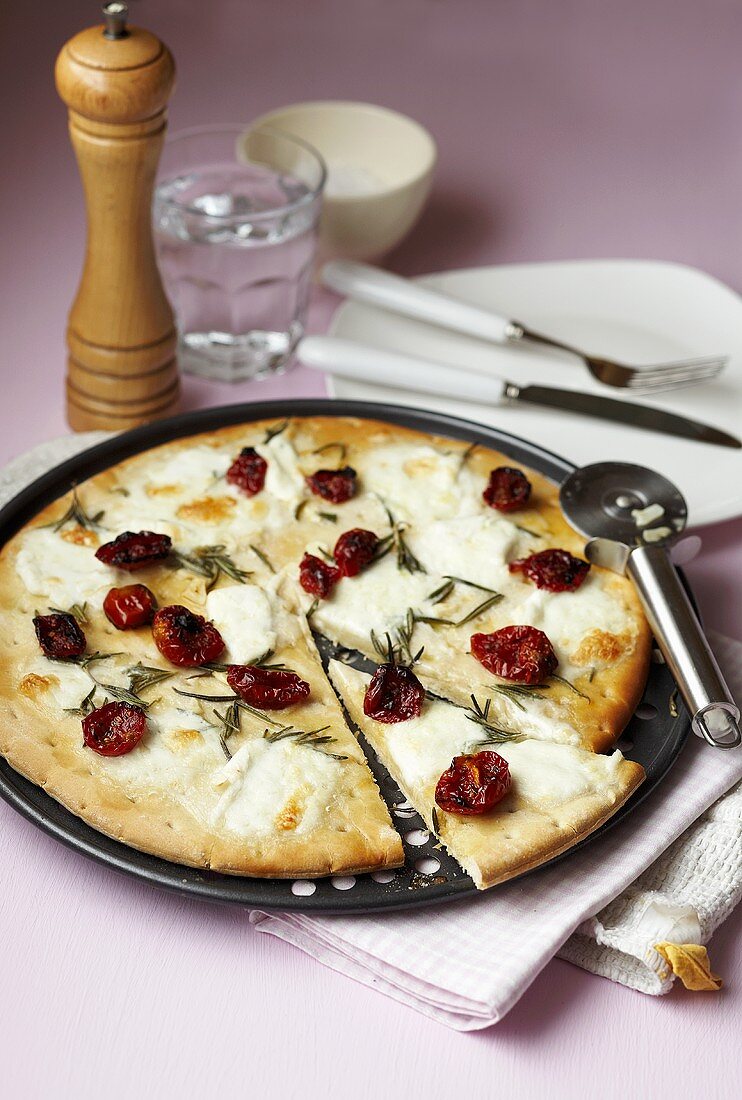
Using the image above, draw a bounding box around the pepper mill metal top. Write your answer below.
[55,4,179,430]
[103,1,129,39]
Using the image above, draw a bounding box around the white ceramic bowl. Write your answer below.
[249,101,436,261]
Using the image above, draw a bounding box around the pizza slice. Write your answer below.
[329,660,644,889]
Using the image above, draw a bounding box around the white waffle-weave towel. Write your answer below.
[252,633,742,1029]
[1,434,740,1030]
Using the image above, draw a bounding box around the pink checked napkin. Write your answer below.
[251,632,742,1030]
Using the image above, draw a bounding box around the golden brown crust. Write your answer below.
[0,414,650,881]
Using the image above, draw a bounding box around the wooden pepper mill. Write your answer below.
[55,2,179,431]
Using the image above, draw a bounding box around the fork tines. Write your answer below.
[625,355,729,392]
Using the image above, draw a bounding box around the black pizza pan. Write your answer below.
[0,399,690,913]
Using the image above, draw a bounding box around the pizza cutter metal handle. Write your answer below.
[624,544,741,748]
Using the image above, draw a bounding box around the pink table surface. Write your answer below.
[1,1,741,1096]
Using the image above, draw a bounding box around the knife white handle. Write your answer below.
[298,336,508,404]
[321,261,515,345]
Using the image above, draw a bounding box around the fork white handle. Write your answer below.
[321,261,515,344]
[298,336,509,403]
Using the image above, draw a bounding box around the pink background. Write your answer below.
[1,1,740,1095]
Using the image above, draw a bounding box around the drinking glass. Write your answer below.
[153,124,326,381]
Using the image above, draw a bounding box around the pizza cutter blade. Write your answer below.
[559,462,740,749]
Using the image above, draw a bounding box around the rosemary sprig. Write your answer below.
[249,544,276,574]
[514,524,542,539]
[445,575,501,596]
[551,673,590,701]
[111,486,130,497]
[64,685,98,717]
[372,504,425,575]
[370,609,424,667]
[426,575,500,607]
[466,694,523,745]
[211,700,241,760]
[263,724,347,761]
[172,687,283,728]
[41,488,105,533]
[318,511,338,523]
[294,499,308,520]
[491,682,548,710]
[127,663,175,696]
[415,593,503,629]
[170,545,252,591]
[263,419,289,444]
[306,599,319,621]
[53,650,123,669]
[427,579,455,604]
[49,602,88,624]
[312,441,348,464]
[201,650,287,673]
[431,805,441,834]
[394,524,425,574]
[98,682,151,709]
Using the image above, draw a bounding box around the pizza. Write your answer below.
[0,415,651,887]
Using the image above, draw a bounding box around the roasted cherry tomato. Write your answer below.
[471,625,558,684]
[152,604,225,667]
[435,750,511,815]
[82,701,147,757]
[333,528,379,577]
[305,466,357,504]
[226,665,311,709]
[95,530,172,571]
[509,548,590,592]
[33,612,86,660]
[483,466,531,512]
[226,447,268,496]
[103,584,157,629]
[298,552,340,598]
[363,663,425,723]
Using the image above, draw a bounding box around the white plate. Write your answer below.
[327,259,742,526]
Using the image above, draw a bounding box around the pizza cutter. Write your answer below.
[559,462,741,749]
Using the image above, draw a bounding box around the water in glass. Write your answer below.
[154,161,320,380]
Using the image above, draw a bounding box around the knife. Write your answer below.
[298,336,741,449]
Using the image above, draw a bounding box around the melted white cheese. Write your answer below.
[205,584,277,663]
[107,705,220,792]
[310,552,435,648]
[146,445,232,495]
[25,656,94,710]
[212,737,344,837]
[409,513,525,591]
[513,575,632,660]
[259,434,305,505]
[15,528,115,606]
[353,443,481,523]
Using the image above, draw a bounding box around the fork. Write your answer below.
[321,261,728,393]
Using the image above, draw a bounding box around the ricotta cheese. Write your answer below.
[15,528,114,606]
[353,443,481,523]
[212,736,344,838]
[409,513,526,592]
[310,552,436,649]
[205,584,277,662]
[24,656,94,710]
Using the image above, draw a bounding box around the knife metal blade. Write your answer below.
[509,382,741,449]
